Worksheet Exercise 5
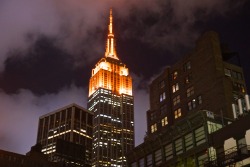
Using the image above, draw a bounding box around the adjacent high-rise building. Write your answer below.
[126,31,250,167]
[87,9,134,167]
[36,103,93,167]
[146,31,246,138]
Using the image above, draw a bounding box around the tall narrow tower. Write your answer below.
[87,9,134,167]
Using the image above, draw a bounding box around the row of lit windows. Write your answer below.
[159,85,194,104]
[150,116,169,133]
[150,108,181,133]
[131,126,206,167]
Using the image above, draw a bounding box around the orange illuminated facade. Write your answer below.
[89,9,132,97]
[88,9,134,167]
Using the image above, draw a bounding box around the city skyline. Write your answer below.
[0,0,250,155]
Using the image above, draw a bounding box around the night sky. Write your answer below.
[0,0,250,154]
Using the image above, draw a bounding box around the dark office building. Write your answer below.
[126,31,250,167]
[0,144,59,167]
[88,9,134,167]
[36,103,93,167]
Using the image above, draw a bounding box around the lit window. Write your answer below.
[173,95,180,106]
[160,92,166,102]
[186,86,194,97]
[195,126,206,146]
[151,123,157,133]
[172,83,179,93]
[172,71,178,80]
[174,108,181,119]
[184,61,191,71]
[161,117,168,126]
[188,99,196,111]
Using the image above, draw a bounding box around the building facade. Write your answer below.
[146,31,246,138]
[0,144,59,167]
[36,103,93,167]
[87,9,134,167]
[126,31,250,167]
[127,110,250,167]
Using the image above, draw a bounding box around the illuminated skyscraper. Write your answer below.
[87,9,134,167]
[37,103,93,167]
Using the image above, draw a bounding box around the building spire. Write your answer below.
[105,8,119,60]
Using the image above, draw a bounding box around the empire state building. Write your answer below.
[87,9,134,167]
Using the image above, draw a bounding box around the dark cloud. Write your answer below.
[0,0,249,153]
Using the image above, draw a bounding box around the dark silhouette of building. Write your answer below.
[0,144,59,167]
[126,32,250,167]
[88,9,134,167]
[36,103,93,167]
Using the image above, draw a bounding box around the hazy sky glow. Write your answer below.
[0,0,249,154]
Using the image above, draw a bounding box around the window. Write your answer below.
[174,108,181,119]
[151,123,157,133]
[160,104,167,115]
[207,121,222,134]
[160,92,166,102]
[159,80,165,88]
[195,126,206,146]
[172,71,178,80]
[172,83,179,93]
[154,149,162,165]
[197,152,208,166]
[139,158,144,167]
[198,95,202,104]
[224,68,231,77]
[146,154,153,167]
[184,61,191,71]
[186,86,194,97]
[173,95,180,106]
[187,99,196,111]
[175,138,183,155]
[237,72,243,80]
[233,83,245,93]
[165,144,173,161]
[231,71,237,78]
[185,74,192,84]
[150,112,156,121]
[161,116,168,126]
[185,133,193,151]
[131,162,137,167]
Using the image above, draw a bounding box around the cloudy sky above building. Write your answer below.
[0,0,249,154]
